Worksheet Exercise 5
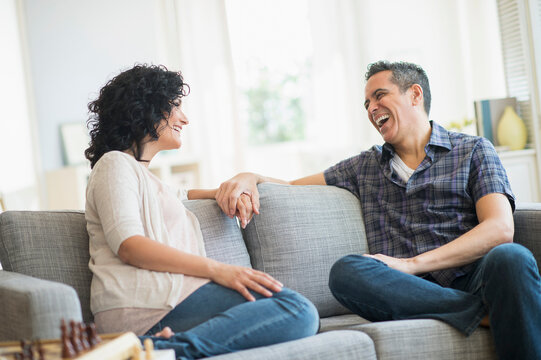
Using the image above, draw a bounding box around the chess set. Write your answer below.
[0,320,174,360]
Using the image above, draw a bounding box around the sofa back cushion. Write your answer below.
[183,199,252,268]
[513,203,541,265]
[0,210,93,322]
[242,183,368,317]
[0,201,249,324]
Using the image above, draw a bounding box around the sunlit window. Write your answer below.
[225,0,313,145]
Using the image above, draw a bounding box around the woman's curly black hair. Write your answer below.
[85,64,190,168]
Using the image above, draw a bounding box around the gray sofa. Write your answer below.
[1,183,540,359]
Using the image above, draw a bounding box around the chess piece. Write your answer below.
[28,339,42,360]
[36,340,45,360]
[144,338,154,360]
[70,320,83,354]
[61,319,76,358]
[19,339,34,360]
[86,323,101,347]
[27,342,34,360]
[19,340,28,359]
[78,322,90,350]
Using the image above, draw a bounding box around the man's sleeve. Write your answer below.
[468,138,516,211]
[323,154,363,198]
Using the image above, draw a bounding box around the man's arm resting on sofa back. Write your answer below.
[215,172,326,219]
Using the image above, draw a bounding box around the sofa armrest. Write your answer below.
[514,202,541,265]
[0,271,83,341]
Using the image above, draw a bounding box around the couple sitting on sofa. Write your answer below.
[85,60,541,360]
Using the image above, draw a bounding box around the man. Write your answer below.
[215,61,541,359]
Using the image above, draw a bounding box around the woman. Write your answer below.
[84,64,319,359]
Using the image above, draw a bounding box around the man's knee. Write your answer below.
[329,254,379,295]
[483,243,539,286]
[485,243,537,272]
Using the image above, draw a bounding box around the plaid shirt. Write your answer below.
[324,121,515,287]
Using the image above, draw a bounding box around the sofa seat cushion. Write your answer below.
[210,331,377,360]
[242,183,368,317]
[326,319,496,360]
[320,314,371,332]
[184,199,251,268]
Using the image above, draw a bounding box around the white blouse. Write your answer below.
[85,151,209,333]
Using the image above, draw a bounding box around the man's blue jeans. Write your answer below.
[140,282,319,359]
[329,243,541,360]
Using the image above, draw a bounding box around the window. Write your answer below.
[225,0,313,145]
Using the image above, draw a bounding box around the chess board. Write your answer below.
[0,332,140,360]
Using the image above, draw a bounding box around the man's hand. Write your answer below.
[365,194,514,275]
[210,262,283,301]
[216,173,260,218]
[236,193,254,229]
[363,253,419,275]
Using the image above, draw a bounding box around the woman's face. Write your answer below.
[155,102,189,151]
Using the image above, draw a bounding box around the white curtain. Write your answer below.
[303,0,381,168]
[159,0,379,182]
[157,0,506,184]
[157,0,243,188]
[0,0,40,210]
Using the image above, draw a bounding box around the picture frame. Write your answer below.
[474,97,517,147]
[60,122,90,166]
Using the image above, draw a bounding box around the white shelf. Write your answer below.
[148,153,201,190]
[498,149,540,202]
[45,155,201,210]
[45,165,90,210]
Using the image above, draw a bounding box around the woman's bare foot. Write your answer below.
[480,315,490,327]
[154,326,174,338]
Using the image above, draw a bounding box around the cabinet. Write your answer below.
[147,155,200,192]
[499,149,540,202]
[45,165,90,210]
[45,156,200,210]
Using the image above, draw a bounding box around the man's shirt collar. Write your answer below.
[381,121,452,161]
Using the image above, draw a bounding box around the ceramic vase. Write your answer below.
[497,106,527,150]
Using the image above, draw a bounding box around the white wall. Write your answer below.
[459,0,507,102]
[22,0,166,172]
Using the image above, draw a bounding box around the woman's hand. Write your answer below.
[216,173,260,219]
[210,262,283,301]
[236,193,255,229]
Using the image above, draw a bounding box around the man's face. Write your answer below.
[364,70,414,144]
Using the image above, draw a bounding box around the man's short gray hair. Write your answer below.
[365,60,431,116]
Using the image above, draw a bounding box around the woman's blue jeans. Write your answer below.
[140,282,319,359]
[329,243,541,360]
